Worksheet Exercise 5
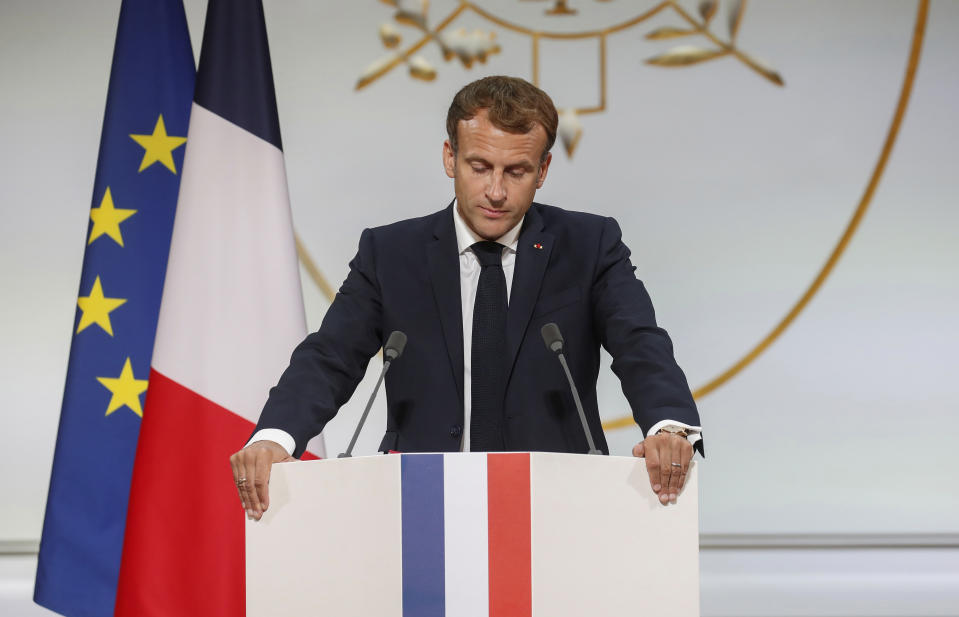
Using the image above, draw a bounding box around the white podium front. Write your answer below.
[246,452,699,616]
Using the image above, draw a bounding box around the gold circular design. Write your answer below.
[295,0,930,432]
[603,0,930,431]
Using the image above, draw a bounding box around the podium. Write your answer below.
[246,452,699,616]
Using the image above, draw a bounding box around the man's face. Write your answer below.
[443,109,552,241]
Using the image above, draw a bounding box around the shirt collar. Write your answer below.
[452,199,524,255]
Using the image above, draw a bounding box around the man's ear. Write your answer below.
[536,151,552,188]
[442,140,456,179]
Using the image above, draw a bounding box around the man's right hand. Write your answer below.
[229,440,294,521]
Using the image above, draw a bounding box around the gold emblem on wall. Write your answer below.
[356,0,784,157]
[295,0,930,430]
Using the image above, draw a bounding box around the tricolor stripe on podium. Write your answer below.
[114,2,322,616]
[247,452,700,616]
[401,453,532,617]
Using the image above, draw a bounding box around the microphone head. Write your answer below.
[540,322,564,354]
[384,331,407,360]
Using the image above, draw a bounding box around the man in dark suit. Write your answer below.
[231,76,701,521]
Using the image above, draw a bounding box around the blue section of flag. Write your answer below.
[34,2,194,616]
[194,0,283,150]
[401,454,447,617]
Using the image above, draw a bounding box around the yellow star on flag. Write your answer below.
[129,114,187,174]
[97,358,149,417]
[89,187,136,247]
[76,276,127,336]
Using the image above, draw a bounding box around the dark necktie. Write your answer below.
[470,241,508,451]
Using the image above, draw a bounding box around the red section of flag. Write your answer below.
[114,369,251,617]
[487,452,532,617]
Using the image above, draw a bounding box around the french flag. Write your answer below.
[248,452,700,616]
[114,1,323,616]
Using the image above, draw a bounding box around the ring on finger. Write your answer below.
[670,462,682,468]
[237,477,247,485]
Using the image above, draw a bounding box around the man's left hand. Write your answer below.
[632,432,693,505]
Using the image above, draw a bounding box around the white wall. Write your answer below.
[2,0,958,614]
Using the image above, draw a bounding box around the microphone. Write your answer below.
[339,331,407,458]
[540,323,602,455]
[383,331,407,360]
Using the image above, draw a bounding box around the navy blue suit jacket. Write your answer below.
[256,202,700,457]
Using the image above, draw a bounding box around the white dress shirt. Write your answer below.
[452,201,522,451]
[249,203,700,455]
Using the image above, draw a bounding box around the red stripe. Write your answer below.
[114,370,250,617]
[487,453,532,617]
[114,370,317,616]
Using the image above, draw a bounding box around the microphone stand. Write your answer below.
[338,331,406,458]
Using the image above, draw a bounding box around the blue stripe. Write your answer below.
[194,0,283,150]
[401,454,446,617]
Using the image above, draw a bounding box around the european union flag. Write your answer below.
[34,1,194,615]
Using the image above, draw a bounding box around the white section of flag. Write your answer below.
[443,453,489,617]
[152,103,311,438]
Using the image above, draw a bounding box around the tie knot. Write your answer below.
[472,241,503,267]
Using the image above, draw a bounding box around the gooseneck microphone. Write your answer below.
[540,323,602,455]
[338,331,407,458]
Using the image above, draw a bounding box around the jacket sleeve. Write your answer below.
[254,228,384,458]
[590,217,703,450]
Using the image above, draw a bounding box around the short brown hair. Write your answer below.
[446,75,558,163]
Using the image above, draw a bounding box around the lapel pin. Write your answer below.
[533,243,543,250]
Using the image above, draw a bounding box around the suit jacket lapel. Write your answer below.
[507,204,553,381]
[427,203,465,402]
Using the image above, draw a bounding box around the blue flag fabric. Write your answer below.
[34,2,194,615]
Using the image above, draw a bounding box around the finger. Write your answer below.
[237,468,256,518]
[643,439,663,498]
[242,455,262,519]
[253,449,273,516]
[237,458,257,518]
[661,436,676,501]
[666,436,685,504]
[675,439,693,496]
[230,453,250,513]
[632,441,645,458]
[658,439,673,505]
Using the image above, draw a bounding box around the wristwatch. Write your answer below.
[657,425,689,438]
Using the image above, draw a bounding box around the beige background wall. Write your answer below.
[1,0,957,554]
[3,1,959,615]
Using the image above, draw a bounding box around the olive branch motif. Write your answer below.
[356,0,783,156]
[645,0,783,86]
[357,1,501,89]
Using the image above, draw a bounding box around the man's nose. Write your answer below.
[486,171,506,204]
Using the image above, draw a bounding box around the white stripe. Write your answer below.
[443,453,489,617]
[152,103,306,425]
